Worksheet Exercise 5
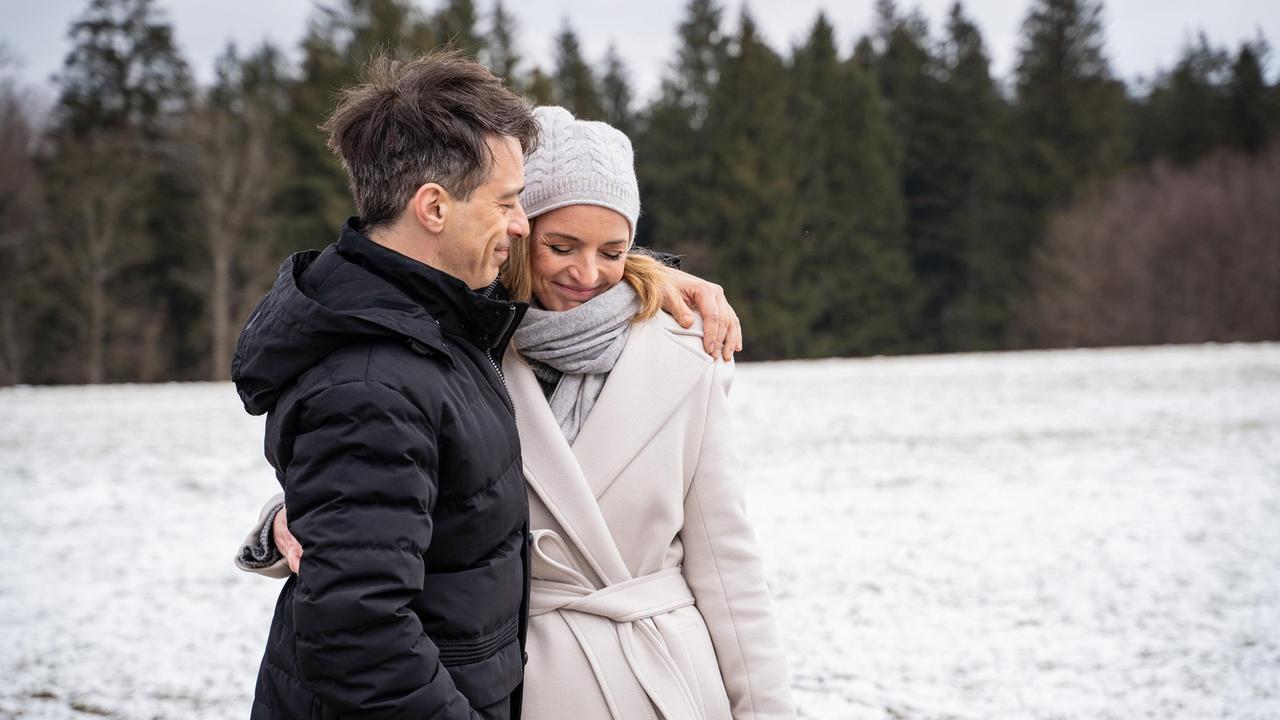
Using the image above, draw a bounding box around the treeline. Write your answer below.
[0,0,1277,385]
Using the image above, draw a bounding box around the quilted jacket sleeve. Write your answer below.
[680,361,796,720]
[285,380,477,719]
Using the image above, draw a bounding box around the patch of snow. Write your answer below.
[2,344,1277,719]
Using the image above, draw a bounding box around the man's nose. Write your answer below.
[509,205,529,239]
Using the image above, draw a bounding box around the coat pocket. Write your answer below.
[438,630,525,710]
[670,610,732,720]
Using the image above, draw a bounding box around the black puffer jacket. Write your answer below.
[232,221,530,720]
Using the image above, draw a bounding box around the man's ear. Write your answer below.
[409,182,450,234]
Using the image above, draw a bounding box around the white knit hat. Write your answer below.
[521,106,640,246]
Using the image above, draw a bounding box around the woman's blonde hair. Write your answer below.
[502,222,675,322]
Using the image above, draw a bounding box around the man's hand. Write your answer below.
[273,507,302,574]
[661,268,742,361]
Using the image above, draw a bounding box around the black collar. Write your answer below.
[335,219,527,353]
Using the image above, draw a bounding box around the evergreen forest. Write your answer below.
[1,0,1277,384]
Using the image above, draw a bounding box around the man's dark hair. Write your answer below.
[322,51,540,228]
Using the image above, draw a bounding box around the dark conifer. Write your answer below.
[552,22,604,120]
[524,66,555,105]
[703,10,802,357]
[601,45,636,137]
[1227,42,1275,154]
[483,1,522,88]
[789,14,916,356]
[1015,0,1130,204]
[634,0,724,252]
[434,0,484,58]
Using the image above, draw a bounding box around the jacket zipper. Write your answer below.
[488,303,519,421]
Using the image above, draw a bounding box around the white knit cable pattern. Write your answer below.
[522,106,640,245]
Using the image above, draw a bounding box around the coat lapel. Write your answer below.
[504,317,710,584]
[504,347,631,585]
[570,317,710,500]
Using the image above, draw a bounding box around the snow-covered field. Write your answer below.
[2,343,1278,720]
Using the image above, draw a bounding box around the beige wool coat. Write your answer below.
[509,312,794,720]
[238,312,794,719]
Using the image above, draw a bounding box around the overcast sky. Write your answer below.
[5,0,1279,106]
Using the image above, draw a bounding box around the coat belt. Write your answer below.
[530,568,694,620]
[528,529,704,720]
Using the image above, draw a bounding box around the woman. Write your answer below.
[240,107,794,719]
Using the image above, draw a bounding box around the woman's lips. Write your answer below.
[553,282,599,302]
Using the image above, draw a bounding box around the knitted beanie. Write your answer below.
[521,106,640,246]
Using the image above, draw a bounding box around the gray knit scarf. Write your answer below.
[513,281,639,444]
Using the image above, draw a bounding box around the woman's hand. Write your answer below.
[661,269,742,361]
[273,507,303,574]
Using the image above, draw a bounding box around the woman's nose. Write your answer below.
[570,256,598,286]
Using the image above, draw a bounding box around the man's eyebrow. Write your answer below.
[498,186,524,200]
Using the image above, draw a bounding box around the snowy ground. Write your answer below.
[1,343,1278,719]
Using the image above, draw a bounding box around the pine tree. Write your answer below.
[278,0,432,252]
[940,1,1018,350]
[552,22,604,119]
[1015,0,1130,205]
[871,4,960,351]
[1011,0,1130,346]
[1134,35,1230,167]
[788,14,843,273]
[434,0,484,59]
[53,0,192,140]
[852,35,877,73]
[788,13,915,356]
[483,0,521,88]
[1227,42,1274,154]
[600,45,635,136]
[635,0,725,252]
[667,0,726,127]
[524,66,555,105]
[703,10,801,358]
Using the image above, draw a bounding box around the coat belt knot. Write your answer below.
[528,529,705,720]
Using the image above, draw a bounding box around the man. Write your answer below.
[232,52,740,720]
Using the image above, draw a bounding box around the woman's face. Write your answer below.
[529,204,630,311]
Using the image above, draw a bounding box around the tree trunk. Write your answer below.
[0,300,22,385]
[83,194,113,385]
[87,268,105,384]
[210,234,232,380]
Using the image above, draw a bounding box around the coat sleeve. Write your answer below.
[233,491,289,578]
[680,360,796,720]
[285,380,478,720]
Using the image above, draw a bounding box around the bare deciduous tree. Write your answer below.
[43,132,151,384]
[1027,141,1280,347]
[0,73,43,385]
[182,91,279,380]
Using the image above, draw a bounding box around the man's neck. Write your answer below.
[365,221,485,291]
[366,222,429,265]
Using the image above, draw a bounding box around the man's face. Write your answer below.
[439,134,528,289]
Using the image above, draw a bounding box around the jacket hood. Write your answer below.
[231,236,450,416]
